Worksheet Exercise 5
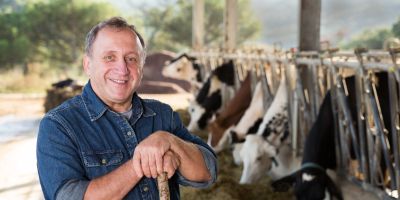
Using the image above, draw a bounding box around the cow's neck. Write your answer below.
[192,63,203,82]
[302,91,337,170]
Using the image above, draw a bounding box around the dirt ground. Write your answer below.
[0,94,45,117]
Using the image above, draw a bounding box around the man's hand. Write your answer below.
[132,131,174,178]
[162,150,181,178]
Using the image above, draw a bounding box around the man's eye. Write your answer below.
[104,55,114,61]
[126,57,137,63]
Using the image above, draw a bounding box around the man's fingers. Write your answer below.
[172,156,179,171]
[162,151,181,179]
[140,153,152,178]
[163,156,173,178]
[148,154,158,178]
[132,153,143,178]
[155,152,163,176]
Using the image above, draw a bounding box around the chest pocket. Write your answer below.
[82,150,123,167]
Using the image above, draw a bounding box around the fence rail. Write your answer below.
[191,47,400,199]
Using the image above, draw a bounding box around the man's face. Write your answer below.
[83,27,144,111]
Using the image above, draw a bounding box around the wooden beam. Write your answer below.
[192,0,204,51]
[224,0,237,51]
[299,0,321,51]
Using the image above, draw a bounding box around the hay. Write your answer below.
[180,149,293,200]
[176,109,294,200]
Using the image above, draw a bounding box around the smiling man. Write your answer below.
[36,17,217,200]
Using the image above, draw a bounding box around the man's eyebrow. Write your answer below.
[100,50,117,55]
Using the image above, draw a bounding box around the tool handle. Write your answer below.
[157,172,170,200]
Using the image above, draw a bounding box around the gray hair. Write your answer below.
[85,17,146,64]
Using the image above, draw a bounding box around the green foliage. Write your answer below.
[142,0,261,52]
[343,28,393,50]
[0,11,33,69]
[392,17,400,38]
[24,0,117,69]
[0,0,117,72]
[342,16,400,50]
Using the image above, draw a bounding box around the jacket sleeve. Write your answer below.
[37,114,89,200]
[170,111,218,188]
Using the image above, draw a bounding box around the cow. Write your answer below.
[238,77,290,184]
[187,60,235,132]
[271,71,395,200]
[240,135,300,182]
[207,73,252,151]
[162,53,205,92]
[212,81,264,153]
[271,91,343,200]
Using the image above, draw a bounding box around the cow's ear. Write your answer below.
[271,172,296,192]
[325,175,344,200]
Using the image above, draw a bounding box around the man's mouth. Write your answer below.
[110,79,128,84]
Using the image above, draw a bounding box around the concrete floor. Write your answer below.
[0,134,43,200]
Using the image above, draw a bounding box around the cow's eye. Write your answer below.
[256,156,263,161]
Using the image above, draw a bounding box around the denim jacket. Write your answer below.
[36,82,217,200]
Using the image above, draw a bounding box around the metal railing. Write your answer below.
[190,47,400,199]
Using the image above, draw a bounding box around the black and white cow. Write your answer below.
[162,53,204,92]
[271,91,343,200]
[272,71,395,200]
[213,81,265,153]
[187,60,235,132]
[238,77,291,184]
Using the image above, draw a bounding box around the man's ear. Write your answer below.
[83,54,91,76]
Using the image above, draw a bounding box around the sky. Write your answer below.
[108,0,400,49]
[251,0,400,48]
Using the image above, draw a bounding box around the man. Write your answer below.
[37,17,217,200]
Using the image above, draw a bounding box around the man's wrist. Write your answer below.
[129,159,142,180]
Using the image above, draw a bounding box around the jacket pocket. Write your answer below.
[82,150,123,167]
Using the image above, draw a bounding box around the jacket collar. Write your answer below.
[81,81,155,122]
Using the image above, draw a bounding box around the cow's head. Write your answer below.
[162,54,197,81]
[271,166,343,200]
[232,141,244,165]
[239,134,278,184]
[188,87,222,132]
[187,101,205,132]
[187,101,215,132]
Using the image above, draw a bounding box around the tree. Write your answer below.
[24,0,117,70]
[0,10,33,70]
[137,0,261,52]
[343,28,393,50]
[392,17,400,38]
[342,15,400,50]
[0,0,117,72]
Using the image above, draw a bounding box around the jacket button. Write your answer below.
[101,159,107,165]
[143,186,149,192]
[127,131,132,136]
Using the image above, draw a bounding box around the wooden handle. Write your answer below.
[157,172,170,200]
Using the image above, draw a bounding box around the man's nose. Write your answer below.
[115,59,129,74]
